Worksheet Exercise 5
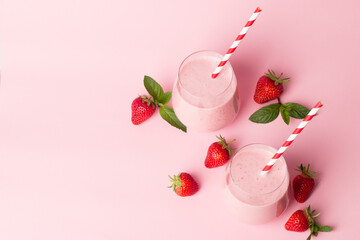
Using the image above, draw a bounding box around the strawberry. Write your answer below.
[285,209,309,232]
[285,206,332,240]
[253,69,290,104]
[131,96,156,125]
[293,164,316,203]
[168,172,199,197]
[204,135,235,168]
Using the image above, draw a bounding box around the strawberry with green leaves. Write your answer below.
[293,164,316,203]
[254,69,289,104]
[168,172,199,197]
[131,76,186,132]
[250,70,313,125]
[204,135,235,168]
[285,206,332,240]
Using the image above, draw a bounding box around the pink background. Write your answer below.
[1,0,359,239]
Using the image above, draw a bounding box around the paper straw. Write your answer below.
[211,7,262,79]
[261,101,323,174]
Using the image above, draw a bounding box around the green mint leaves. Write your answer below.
[143,76,186,132]
[249,101,310,125]
[159,106,186,132]
[144,75,164,103]
[280,105,290,125]
[318,226,333,232]
[283,103,311,119]
[157,91,172,105]
[249,103,280,123]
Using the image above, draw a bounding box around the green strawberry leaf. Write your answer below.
[158,91,172,105]
[159,105,186,132]
[283,103,310,119]
[318,226,333,232]
[280,106,290,125]
[249,103,281,124]
[144,75,164,102]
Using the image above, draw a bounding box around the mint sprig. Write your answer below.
[305,205,333,240]
[249,99,310,125]
[143,76,186,132]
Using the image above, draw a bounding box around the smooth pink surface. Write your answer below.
[0,1,359,239]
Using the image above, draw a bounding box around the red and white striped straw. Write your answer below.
[261,101,323,174]
[211,7,262,79]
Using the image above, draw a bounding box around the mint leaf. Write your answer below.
[249,103,280,124]
[280,106,290,125]
[159,105,186,132]
[318,226,333,232]
[158,91,172,105]
[144,75,164,101]
[283,103,310,119]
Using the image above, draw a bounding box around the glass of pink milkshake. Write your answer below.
[224,144,290,224]
[172,51,240,132]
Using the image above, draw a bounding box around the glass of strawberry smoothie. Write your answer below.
[223,143,290,224]
[172,51,240,132]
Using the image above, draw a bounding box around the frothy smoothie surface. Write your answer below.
[230,147,287,196]
[179,55,233,97]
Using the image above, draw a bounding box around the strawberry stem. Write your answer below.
[296,164,317,178]
[216,135,236,155]
[139,95,157,109]
[168,173,182,191]
[265,69,290,86]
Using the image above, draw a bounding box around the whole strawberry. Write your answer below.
[168,172,199,197]
[285,209,309,232]
[131,96,156,125]
[293,164,316,203]
[285,206,332,239]
[253,69,290,104]
[204,135,235,168]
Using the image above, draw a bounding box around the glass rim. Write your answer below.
[229,143,289,196]
[177,50,235,99]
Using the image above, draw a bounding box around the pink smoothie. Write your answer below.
[172,51,240,132]
[224,144,290,224]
